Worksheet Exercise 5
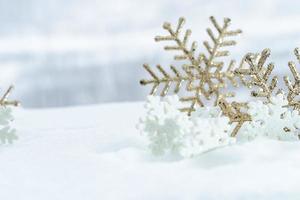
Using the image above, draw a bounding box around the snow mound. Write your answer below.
[1,102,300,200]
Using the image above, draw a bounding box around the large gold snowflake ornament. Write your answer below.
[139,16,300,140]
[140,16,242,115]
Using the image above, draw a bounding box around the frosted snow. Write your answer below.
[1,103,300,199]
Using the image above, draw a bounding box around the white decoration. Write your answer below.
[137,95,192,156]
[180,107,235,157]
[239,93,300,141]
[138,93,300,158]
[0,107,17,144]
[137,95,235,157]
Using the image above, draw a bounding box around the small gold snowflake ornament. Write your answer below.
[235,47,300,136]
[0,85,20,107]
[235,48,278,102]
[140,16,242,115]
[284,48,300,111]
[236,47,300,111]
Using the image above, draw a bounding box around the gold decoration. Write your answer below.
[218,98,251,137]
[0,85,20,107]
[284,48,300,111]
[140,16,242,115]
[235,48,278,102]
[232,47,300,136]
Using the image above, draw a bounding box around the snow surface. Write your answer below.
[1,102,300,200]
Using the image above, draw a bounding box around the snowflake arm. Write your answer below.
[218,98,251,137]
[140,64,193,96]
[201,16,242,70]
[154,17,200,66]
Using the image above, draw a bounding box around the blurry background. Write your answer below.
[0,0,300,108]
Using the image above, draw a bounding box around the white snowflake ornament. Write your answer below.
[239,93,300,141]
[137,95,235,158]
[137,95,192,155]
[0,107,17,144]
[180,107,235,157]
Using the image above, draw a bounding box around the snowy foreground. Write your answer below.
[1,102,300,200]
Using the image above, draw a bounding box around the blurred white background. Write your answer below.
[1,0,300,108]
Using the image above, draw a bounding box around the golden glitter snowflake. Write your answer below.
[0,85,19,107]
[140,16,242,115]
[235,48,278,102]
[284,48,300,111]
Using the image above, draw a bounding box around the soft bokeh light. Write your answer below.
[0,0,299,107]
